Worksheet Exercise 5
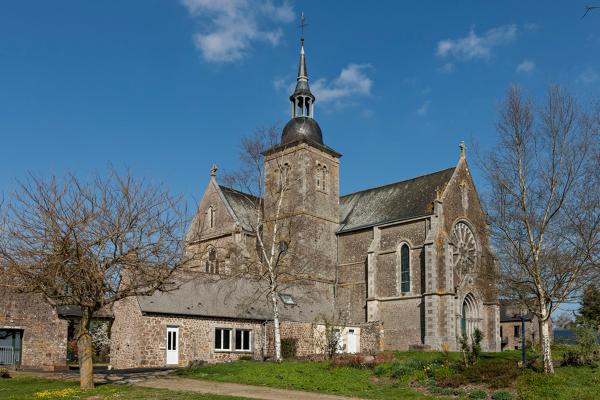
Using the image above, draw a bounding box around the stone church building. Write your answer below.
[0,35,500,371]
[108,36,500,368]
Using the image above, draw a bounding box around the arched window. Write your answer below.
[207,206,216,229]
[461,293,479,338]
[400,244,410,293]
[322,165,328,193]
[315,164,322,190]
[279,162,290,191]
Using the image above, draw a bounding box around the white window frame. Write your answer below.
[234,329,252,352]
[214,328,232,352]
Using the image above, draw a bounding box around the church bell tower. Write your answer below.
[263,13,340,281]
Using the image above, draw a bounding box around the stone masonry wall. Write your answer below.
[0,289,67,370]
[110,297,266,369]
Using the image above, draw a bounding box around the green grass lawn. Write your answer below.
[0,376,244,400]
[174,350,600,400]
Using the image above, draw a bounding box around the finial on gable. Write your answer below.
[459,141,466,159]
[210,163,218,178]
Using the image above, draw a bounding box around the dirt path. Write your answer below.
[15,370,359,399]
[135,376,359,400]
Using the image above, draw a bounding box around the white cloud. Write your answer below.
[438,62,455,74]
[182,0,294,63]
[311,64,374,105]
[524,23,539,31]
[436,25,517,61]
[417,101,430,116]
[579,67,599,85]
[272,78,287,91]
[516,59,535,73]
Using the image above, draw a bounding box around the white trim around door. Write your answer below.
[166,326,179,365]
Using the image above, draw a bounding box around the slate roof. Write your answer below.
[219,186,260,231]
[137,276,333,323]
[56,305,113,319]
[338,167,456,232]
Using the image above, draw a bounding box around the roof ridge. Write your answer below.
[341,166,455,198]
[218,184,262,201]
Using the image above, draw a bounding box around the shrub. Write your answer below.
[492,390,513,400]
[373,364,389,376]
[561,322,600,367]
[460,328,483,366]
[238,355,253,361]
[330,354,375,369]
[426,380,466,396]
[436,360,518,389]
[469,389,488,399]
[0,368,11,379]
[281,338,297,359]
[373,352,395,364]
[390,362,412,378]
[432,364,454,380]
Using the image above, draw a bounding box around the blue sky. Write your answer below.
[0,0,598,217]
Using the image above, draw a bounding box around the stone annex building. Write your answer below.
[0,35,500,370]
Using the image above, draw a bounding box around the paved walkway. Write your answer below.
[136,376,358,400]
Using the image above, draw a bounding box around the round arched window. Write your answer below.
[452,222,477,272]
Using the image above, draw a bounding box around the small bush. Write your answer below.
[390,362,412,378]
[492,390,513,400]
[436,360,518,389]
[373,364,389,376]
[373,352,395,364]
[281,338,297,359]
[330,354,375,369]
[432,364,454,380]
[0,367,11,379]
[238,355,253,361]
[426,380,466,396]
[469,389,487,399]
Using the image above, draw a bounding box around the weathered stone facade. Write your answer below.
[336,155,500,352]
[0,289,68,370]
[110,296,266,368]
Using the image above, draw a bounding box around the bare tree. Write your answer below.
[482,86,600,373]
[0,170,192,388]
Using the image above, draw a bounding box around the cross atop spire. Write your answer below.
[300,12,307,44]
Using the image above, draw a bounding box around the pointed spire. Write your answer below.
[289,12,315,119]
[459,141,467,159]
[297,40,308,81]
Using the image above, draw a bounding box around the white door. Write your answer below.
[347,329,357,354]
[166,327,179,365]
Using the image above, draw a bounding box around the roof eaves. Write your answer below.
[337,212,433,234]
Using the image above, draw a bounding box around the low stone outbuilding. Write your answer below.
[109,277,378,368]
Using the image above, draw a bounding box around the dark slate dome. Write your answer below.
[281,117,323,145]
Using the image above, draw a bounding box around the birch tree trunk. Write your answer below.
[540,312,554,373]
[78,307,94,389]
[270,289,282,362]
